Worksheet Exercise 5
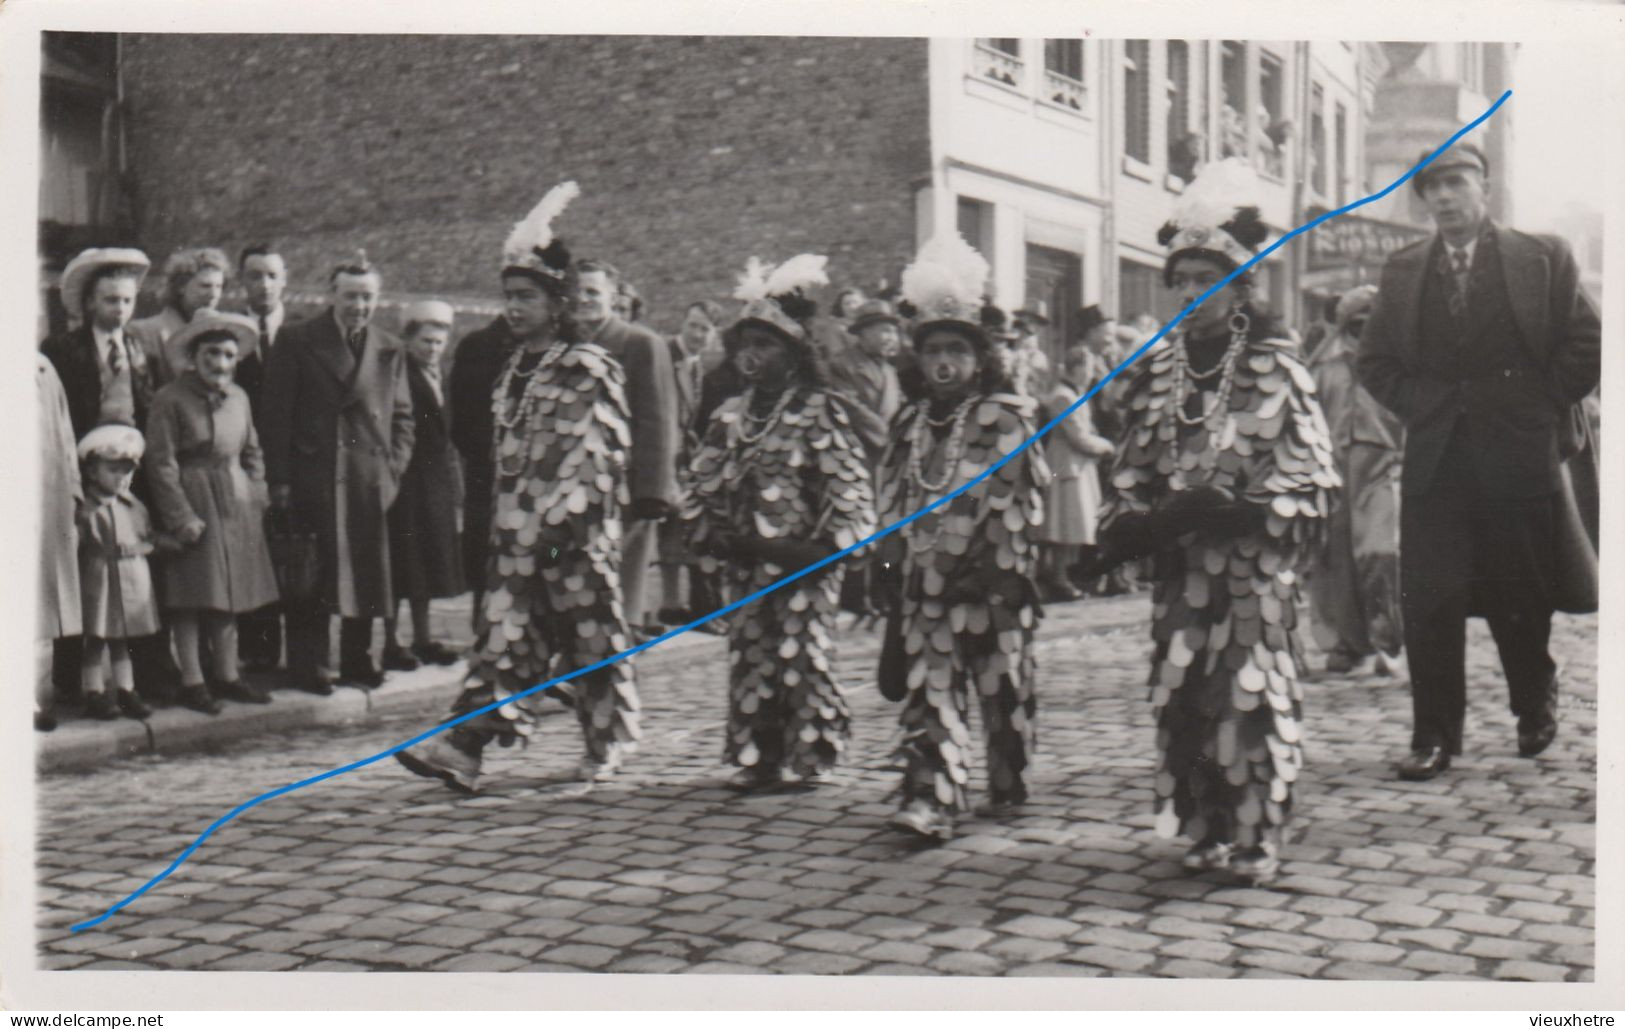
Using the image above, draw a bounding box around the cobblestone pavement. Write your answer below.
[36,593,1596,979]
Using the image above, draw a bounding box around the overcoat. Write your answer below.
[41,325,156,441]
[1358,224,1600,613]
[127,306,192,388]
[1038,380,1115,545]
[77,490,162,640]
[589,315,678,505]
[144,372,280,613]
[447,317,517,593]
[388,361,466,602]
[39,355,82,639]
[258,309,416,619]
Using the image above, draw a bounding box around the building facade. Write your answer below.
[38,34,1517,351]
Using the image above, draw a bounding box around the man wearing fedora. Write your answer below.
[828,297,906,462]
[1008,300,1052,397]
[1358,142,1600,780]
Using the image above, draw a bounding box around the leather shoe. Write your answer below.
[1397,747,1451,781]
[116,690,153,720]
[178,685,223,716]
[84,692,120,721]
[1517,708,1558,758]
[217,679,272,705]
[291,675,335,697]
[339,660,385,689]
[35,708,59,732]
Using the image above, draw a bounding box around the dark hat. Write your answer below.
[849,298,903,332]
[1076,304,1112,336]
[1411,142,1489,194]
[1014,299,1050,327]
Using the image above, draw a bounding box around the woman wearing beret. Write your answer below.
[684,255,877,791]
[1082,159,1339,883]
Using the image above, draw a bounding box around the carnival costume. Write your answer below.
[685,255,877,789]
[1092,160,1339,880]
[879,234,1049,840]
[397,182,640,793]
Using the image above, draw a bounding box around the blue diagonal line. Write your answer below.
[68,88,1510,934]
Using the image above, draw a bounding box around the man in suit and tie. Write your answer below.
[1359,143,1600,780]
[572,258,679,635]
[233,244,290,673]
[259,253,416,694]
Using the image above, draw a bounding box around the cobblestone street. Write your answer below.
[35,593,1597,980]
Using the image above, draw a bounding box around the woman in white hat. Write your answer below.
[381,300,466,671]
[144,312,281,712]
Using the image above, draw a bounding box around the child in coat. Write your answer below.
[76,423,162,721]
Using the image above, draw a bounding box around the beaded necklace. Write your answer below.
[901,393,980,555]
[492,340,568,475]
[732,386,797,447]
[1170,321,1246,432]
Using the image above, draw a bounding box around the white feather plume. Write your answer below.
[504,180,581,263]
[1171,158,1260,232]
[764,253,829,298]
[733,256,772,302]
[900,232,989,311]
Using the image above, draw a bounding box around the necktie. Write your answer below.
[258,312,270,354]
[106,336,123,377]
[348,329,365,362]
[1452,247,1471,298]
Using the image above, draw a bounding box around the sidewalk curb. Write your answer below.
[36,628,718,776]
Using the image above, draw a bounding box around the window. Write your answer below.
[957,196,994,269]
[1219,41,1248,159]
[1310,83,1327,197]
[1165,40,1195,181]
[1119,260,1164,325]
[1256,51,1286,178]
[1123,39,1151,163]
[1043,39,1085,110]
[974,38,1023,89]
[1459,42,1483,92]
[1334,102,1349,206]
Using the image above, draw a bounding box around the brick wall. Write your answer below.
[119,34,931,335]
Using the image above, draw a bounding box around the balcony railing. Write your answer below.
[1043,69,1085,111]
[973,41,1024,89]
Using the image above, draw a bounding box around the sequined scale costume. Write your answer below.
[450,340,641,765]
[1103,336,1338,849]
[877,393,1049,813]
[686,388,876,776]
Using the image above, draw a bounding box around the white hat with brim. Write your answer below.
[402,300,456,329]
[60,247,150,318]
[77,423,146,464]
[169,311,262,362]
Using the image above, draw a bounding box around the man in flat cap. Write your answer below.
[1359,142,1600,781]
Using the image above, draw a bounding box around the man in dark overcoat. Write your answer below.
[447,313,518,627]
[260,256,416,694]
[573,258,679,633]
[1358,144,1600,780]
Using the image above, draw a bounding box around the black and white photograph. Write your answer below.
[2,0,1620,1016]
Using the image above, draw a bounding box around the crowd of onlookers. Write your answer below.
[34,239,1180,733]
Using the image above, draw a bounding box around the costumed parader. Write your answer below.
[684,254,878,791]
[1305,285,1405,676]
[875,232,1050,842]
[1078,158,1340,884]
[396,181,640,793]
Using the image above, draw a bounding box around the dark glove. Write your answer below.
[1149,485,1236,542]
[630,497,673,522]
[741,535,837,574]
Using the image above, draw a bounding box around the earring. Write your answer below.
[1227,299,1251,338]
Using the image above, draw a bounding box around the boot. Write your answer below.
[889,798,955,842]
[395,730,484,794]
[726,763,785,793]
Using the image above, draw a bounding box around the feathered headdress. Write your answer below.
[899,232,992,343]
[1156,158,1270,276]
[729,253,828,342]
[502,180,580,288]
